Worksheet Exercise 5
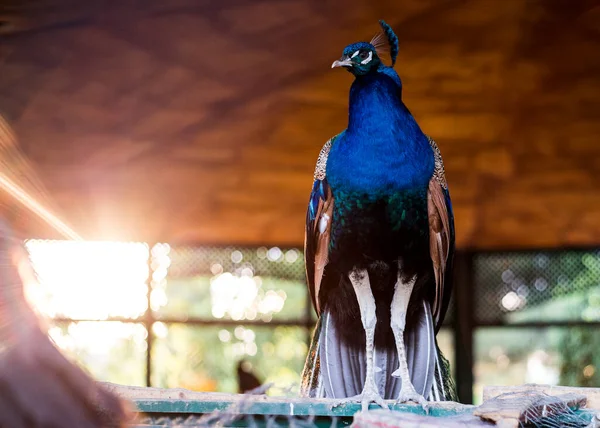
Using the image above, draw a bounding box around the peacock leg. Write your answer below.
[391,269,428,410]
[332,268,387,412]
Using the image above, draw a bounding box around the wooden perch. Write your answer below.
[484,384,600,410]
[475,388,587,428]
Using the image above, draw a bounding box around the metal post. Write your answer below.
[454,250,474,404]
[145,243,155,387]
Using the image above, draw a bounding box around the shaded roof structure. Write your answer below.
[1,0,599,248]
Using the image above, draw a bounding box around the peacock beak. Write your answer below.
[331,56,353,68]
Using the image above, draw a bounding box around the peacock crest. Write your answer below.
[370,20,399,67]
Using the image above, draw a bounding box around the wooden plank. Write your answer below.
[101,382,475,418]
[483,384,600,410]
[475,390,586,427]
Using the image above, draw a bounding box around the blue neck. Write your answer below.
[327,66,434,193]
[348,68,421,145]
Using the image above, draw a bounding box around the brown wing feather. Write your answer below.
[312,185,333,314]
[428,179,450,324]
[305,137,337,316]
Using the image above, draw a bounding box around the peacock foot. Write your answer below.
[396,385,428,412]
[331,382,388,412]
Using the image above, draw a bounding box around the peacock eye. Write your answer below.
[358,50,369,60]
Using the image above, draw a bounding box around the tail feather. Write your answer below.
[320,310,365,398]
[400,300,435,399]
[433,345,459,402]
[301,301,457,401]
[300,315,323,397]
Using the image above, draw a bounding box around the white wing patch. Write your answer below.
[318,213,330,234]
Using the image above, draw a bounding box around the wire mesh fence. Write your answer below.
[156,245,311,323]
[469,248,600,403]
[473,250,600,325]
[20,240,600,400]
[167,246,306,282]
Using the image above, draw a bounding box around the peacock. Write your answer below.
[300,20,457,411]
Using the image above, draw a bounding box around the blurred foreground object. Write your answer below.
[0,223,132,427]
[0,116,131,427]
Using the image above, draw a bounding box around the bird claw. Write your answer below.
[396,387,429,413]
[331,383,388,412]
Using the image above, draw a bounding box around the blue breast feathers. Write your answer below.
[326,68,434,194]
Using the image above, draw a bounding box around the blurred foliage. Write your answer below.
[436,328,455,379]
[559,328,600,388]
[143,246,316,393]
[159,276,310,321]
[473,250,600,403]
[48,321,147,387]
[474,328,562,404]
[475,250,600,323]
[49,269,311,393]
[152,324,307,394]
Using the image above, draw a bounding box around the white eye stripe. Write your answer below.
[360,51,373,64]
[351,50,360,59]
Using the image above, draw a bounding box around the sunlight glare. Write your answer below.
[0,173,82,241]
[24,240,150,320]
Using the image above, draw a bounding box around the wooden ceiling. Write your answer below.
[1,0,599,249]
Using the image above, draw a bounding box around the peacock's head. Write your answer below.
[332,42,381,76]
[331,20,399,77]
